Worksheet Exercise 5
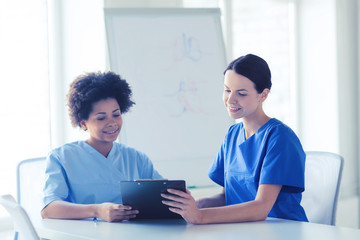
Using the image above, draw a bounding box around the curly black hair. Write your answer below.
[67,71,135,128]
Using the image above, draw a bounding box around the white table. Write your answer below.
[33,218,360,240]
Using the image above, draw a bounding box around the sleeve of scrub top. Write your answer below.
[208,138,226,187]
[137,152,163,179]
[42,152,70,209]
[259,126,306,193]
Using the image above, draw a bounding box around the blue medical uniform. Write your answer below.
[43,141,162,209]
[208,118,308,221]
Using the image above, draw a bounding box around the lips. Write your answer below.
[103,128,119,134]
[228,106,242,113]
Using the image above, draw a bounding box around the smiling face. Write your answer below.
[223,70,269,121]
[80,98,122,148]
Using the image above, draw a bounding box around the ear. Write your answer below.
[80,120,87,131]
[259,88,270,102]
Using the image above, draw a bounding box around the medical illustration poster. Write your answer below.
[105,8,231,186]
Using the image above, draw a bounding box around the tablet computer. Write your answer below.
[120,179,186,219]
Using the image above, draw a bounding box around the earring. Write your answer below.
[80,121,87,131]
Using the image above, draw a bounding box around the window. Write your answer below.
[0,0,50,216]
[184,0,297,131]
[231,0,297,130]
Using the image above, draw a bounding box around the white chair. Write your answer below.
[16,157,46,240]
[300,151,344,225]
[17,157,47,222]
[0,194,40,240]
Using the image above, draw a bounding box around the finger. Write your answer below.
[120,214,138,220]
[110,211,138,221]
[162,200,183,209]
[161,192,191,203]
[115,209,139,216]
[167,189,190,198]
[168,207,182,214]
[161,193,177,201]
[115,204,132,210]
[111,214,137,222]
[162,194,188,205]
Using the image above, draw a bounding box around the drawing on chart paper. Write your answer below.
[159,33,208,117]
[105,9,229,186]
[172,33,202,62]
[164,77,203,117]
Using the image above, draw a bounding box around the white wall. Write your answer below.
[48,0,109,148]
[336,0,359,199]
[335,0,359,228]
[296,0,339,153]
[296,0,359,228]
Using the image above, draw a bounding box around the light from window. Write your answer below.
[231,0,297,130]
[0,0,50,216]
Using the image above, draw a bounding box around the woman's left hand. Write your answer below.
[161,188,203,224]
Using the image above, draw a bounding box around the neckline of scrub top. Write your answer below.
[79,140,116,161]
[239,118,277,143]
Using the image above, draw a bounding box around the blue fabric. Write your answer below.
[43,141,162,208]
[208,118,308,221]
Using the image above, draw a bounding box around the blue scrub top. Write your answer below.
[43,141,162,208]
[209,118,308,221]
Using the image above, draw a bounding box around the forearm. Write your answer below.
[163,184,281,225]
[199,199,270,224]
[198,184,282,224]
[41,200,98,220]
[196,192,226,208]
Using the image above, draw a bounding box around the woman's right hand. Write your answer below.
[96,202,139,222]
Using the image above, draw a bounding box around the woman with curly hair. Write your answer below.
[41,71,162,222]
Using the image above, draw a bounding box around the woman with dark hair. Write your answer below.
[41,72,162,222]
[162,54,308,224]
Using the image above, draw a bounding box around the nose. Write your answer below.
[107,118,116,127]
[227,92,237,104]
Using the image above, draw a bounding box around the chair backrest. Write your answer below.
[17,157,47,222]
[0,194,39,240]
[300,151,344,225]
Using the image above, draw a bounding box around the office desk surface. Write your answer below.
[34,218,360,240]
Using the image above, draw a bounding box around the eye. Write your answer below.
[97,117,105,121]
[113,114,121,118]
[238,93,247,97]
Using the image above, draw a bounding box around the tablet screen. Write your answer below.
[120,180,186,219]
